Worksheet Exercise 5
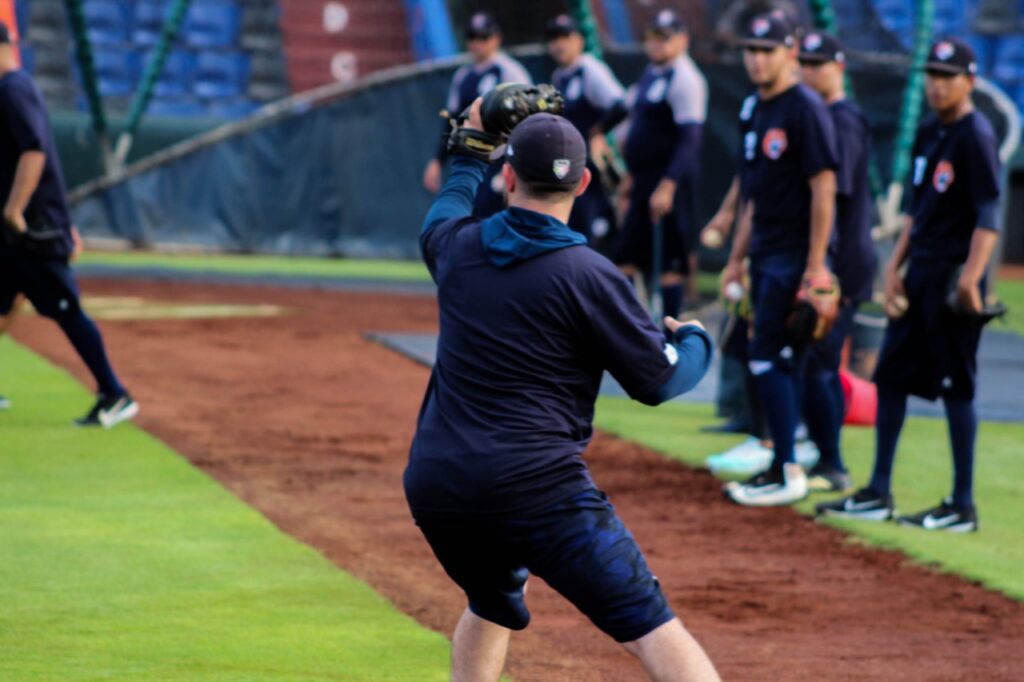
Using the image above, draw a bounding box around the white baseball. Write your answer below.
[724,282,744,302]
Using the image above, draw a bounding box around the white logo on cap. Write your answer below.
[752,17,770,37]
[553,159,571,180]
[804,33,822,50]
[658,9,674,26]
[472,13,488,30]
[506,143,514,157]
[935,41,955,61]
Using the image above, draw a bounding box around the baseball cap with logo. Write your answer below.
[465,12,500,40]
[647,9,687,37]
[506,113,587,188]
[544,14,579,40]
[924,38,977,76]
[799,31,845,64]
[738,12,795,49]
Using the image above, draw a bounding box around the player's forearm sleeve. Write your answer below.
[651,327,713,404]
[598,100,628,135]
[664,123,703,183]
[421,157,488,235]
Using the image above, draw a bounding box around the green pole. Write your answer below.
[62,0,113,172]
[116,0,192,163]
[567,0,602,58]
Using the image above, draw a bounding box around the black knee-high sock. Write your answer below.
[943,396,977,509]
[868,386,907,497]
[753,366,798,471]
[57,310,124,398]
[803,369,845,471]
[661,283,683,319]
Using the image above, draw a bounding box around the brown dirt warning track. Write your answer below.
[13,277,1024,682]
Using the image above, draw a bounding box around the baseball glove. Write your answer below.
[445,83,565,161]
[787,273,841,344]
[945,265,1008,325]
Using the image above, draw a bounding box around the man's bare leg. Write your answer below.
[0,293,24,336]
[622,618,720,682]
[451,608,512,682]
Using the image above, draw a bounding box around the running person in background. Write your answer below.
[797,31,877,493]
[818,40,1000,532]
[422,12,531,217]
[545,14,628,245]
[0,22,137,427]
[615,9,708,320]
[406,102,719,681]
[721,13,839,506]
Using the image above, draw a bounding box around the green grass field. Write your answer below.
[0,338,449,681]
[594,397,1024,601]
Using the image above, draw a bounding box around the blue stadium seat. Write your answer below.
[194,50,249,99]
[184,1,242,48]
[872,0,913,49]
[993,37,1024,86]
[89,46,140,97]
[149,49,195,98]
[204,96,257,118]
[147,96,206,117]
[133,0,171,47]
[82,0,130,45]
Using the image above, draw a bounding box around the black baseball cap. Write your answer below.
[0,22,13,45]
[506,113,587,187]
[646,9,687,37]
[799,31,845,64]
[924,38,977,76]
[738,12,795,49]
[544,14,579,40]
[465,12,500,40]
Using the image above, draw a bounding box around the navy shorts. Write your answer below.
[804,300,859,375]
[748,251,805,370]
[414,489,674,643]
[873,260,983,401]
[611,170,693,275]
[0,255,81,319]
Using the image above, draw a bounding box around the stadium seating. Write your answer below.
[150,49,195,98]
[194,49,249,99]
[184,1,242,48]
[82,0,130,45]
[993,36,1024,86]
[88,45,140,97]
[133,0,170,47]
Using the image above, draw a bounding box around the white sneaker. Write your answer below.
[795,440,820,468]
[727,463,808,507]
[706,437,773,476]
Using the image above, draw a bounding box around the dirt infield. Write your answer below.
[14,278,1024,681]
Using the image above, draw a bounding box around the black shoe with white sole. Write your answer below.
[806,464,852,493]
[726,463,808,506]
[898,499,978,533]
[75,392,139,428]
[815,487,895,521]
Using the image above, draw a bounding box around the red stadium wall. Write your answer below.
[279,0,414,92]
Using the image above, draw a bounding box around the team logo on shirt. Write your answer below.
[761,128,788,160]
[935,41,956,61]
[566,76,582,101]
[478,73,498,95]
[553,159,571,180]
[751,17,771,37]
[646,77,667,102]
[932,160,955,193]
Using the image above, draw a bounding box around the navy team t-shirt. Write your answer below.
[830,99,876,304]
[739,84,838,257]
[0,70,73,259]
[405,217,678,519]
[907,111,1001,262]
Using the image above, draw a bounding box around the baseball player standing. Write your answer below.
[421,12,531,217]
[721,13,839,506]
[405,98,719,680]
[545,14,627,244]
[817,40,1000,532]
[0,22,137,427]
[797,31,877,493]
[615,9,708,319]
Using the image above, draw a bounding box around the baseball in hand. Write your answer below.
[724,282,745,302]
[701,227,724,249]
[886,294,909,319]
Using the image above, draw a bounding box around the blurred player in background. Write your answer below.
[797,31,877,493]
[818,40,1001,532]
[721,13,838,506]
[615,9,708,319]
[0,22,137,427]
[421,12,531,217]
[406,98,719,681]
[545,14,627,245]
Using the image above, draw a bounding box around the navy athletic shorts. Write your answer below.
[414,488,674,643]
[873,259,984,401]
[748,250,805,369]
[611,169,693,275]
[0,255,81,319]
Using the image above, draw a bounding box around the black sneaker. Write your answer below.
[898,499,978,533]
[75,392,139,428]
[0,395,9,410]
[806,464,853,493]
[815,487,895,521]
[725,463,808,506]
